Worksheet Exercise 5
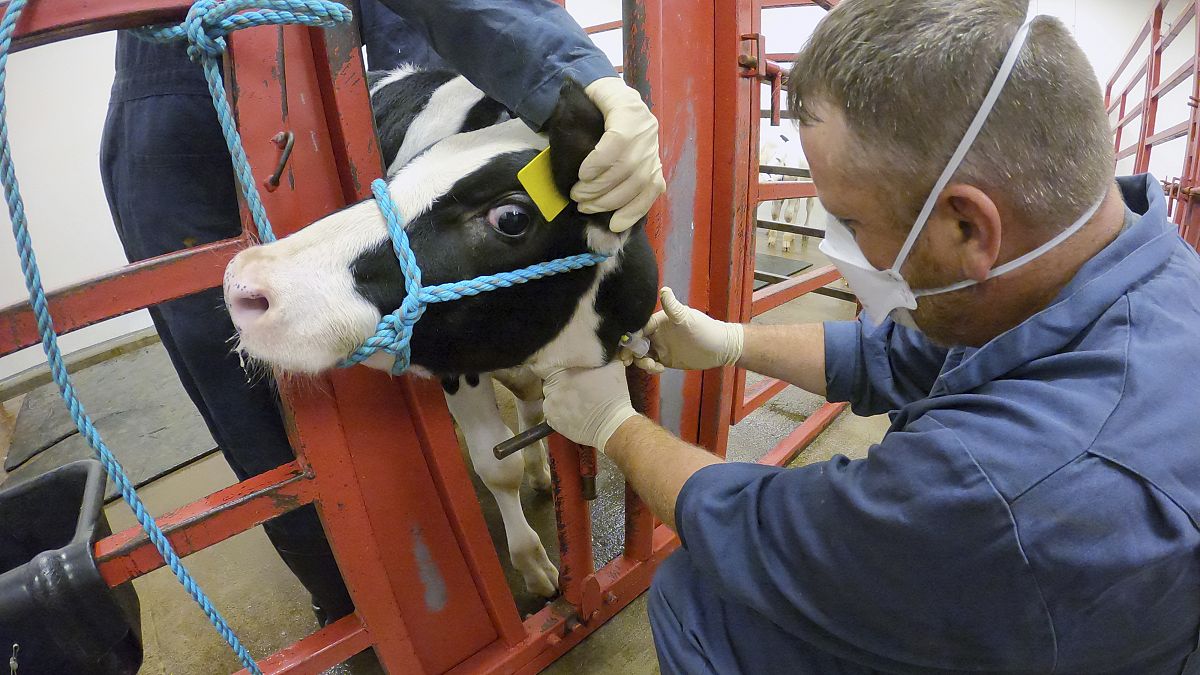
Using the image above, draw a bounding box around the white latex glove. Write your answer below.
[621,287,744,373]
[542,362,639,452]
[572,77,667,234]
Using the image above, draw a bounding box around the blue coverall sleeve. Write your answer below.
[824,315,950,416]
[373,0,618,129]
[673,415,1057,672]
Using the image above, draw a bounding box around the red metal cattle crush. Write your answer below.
[1106,0,1200,250]
[0,0,841,672]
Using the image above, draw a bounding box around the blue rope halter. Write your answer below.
[136,1,610,376]
[341,180,610,374]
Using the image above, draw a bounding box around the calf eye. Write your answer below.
[487,204,531,237]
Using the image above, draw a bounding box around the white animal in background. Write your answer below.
[759,134,815,253]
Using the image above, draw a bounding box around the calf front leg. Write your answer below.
[493,367,553,493]
[443,374,559,597]
[515,398,552,492]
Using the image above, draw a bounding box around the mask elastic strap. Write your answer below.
[912,191,1107,297]
[889,16,1039,275]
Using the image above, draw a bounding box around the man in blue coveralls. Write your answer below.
[541,0,1200,672]
[100,0,663,625]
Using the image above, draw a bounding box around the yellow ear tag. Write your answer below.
[518,147,569,221]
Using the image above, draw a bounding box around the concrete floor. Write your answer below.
[0,232,892,674]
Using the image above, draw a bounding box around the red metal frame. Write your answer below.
[0,0,857,671]
[1106,0,1200,250]
[0,2,686,672]
[697,0,846,465]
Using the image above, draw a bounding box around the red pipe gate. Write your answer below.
[1106,0,1200,249]
[0,0,840,672]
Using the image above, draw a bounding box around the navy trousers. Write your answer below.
[98,88,355,619]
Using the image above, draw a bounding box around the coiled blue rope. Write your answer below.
[341,180,610,374]
[1,0,356,672]
[135,0,354,244]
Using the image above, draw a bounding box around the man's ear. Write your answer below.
[943,185,1003,282]
[545,78,605,199]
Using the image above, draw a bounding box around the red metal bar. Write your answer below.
[546,435,598,616]
[1118,100,1145,129]
[1157,0,1196,53]
[737,376,789,421]
[700,1,762,457]
[751,264,842,316]
[758,180,817,201]
[623,0,692,563]
[757,401,848,467]
[400,376,527,648]
[1147,120,1191,147]
[1136,4,1166,173]
[95,462,315,587]
[0,236,247,355]
[2,0,192,52]
[236,615,374,675]
[585,19,622,34]
[225,23,431,672]
[1152,57,1195,98]
[446,527,679,675]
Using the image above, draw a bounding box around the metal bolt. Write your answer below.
[738,54,759,70]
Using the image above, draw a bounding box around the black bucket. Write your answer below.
[0,459,142,674]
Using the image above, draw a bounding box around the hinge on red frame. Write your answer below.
[738,33,766,79]
[739,33,784,125]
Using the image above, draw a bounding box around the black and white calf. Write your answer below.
[223,67,658,597]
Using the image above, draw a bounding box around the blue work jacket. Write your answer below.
[111,0,615,129]
[676,174,1200,674]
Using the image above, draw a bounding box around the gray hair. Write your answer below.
[788,0,1114,230]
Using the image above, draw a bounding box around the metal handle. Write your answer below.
[493,421,554,460]
[263,131,295,192]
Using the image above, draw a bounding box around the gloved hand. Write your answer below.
[621,287,744,373]
[572,77,667,234]
[542,362,640,452]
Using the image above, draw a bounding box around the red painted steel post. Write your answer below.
[622,0,716,447]
[546,435,597,615]
[1136,3,1165,173]
[699,0,760,457]
[226,23,503,672]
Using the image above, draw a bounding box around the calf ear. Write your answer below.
[545,78,606,200]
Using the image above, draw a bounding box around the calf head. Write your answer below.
[224,79,658,377]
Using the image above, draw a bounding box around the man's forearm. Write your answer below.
[603,416,721,531]
[735,323,827,396]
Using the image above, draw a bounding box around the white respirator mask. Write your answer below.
[819,15,1106,329]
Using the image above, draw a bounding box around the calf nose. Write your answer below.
[226,282,271,329]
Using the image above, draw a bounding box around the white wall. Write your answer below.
[0,2,1184,379]
[0,33,152,381]
[758,0,1170,179]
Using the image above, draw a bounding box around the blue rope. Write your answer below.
[0,1,355,672]
[135,0,353,244]
[341,180,610,374]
